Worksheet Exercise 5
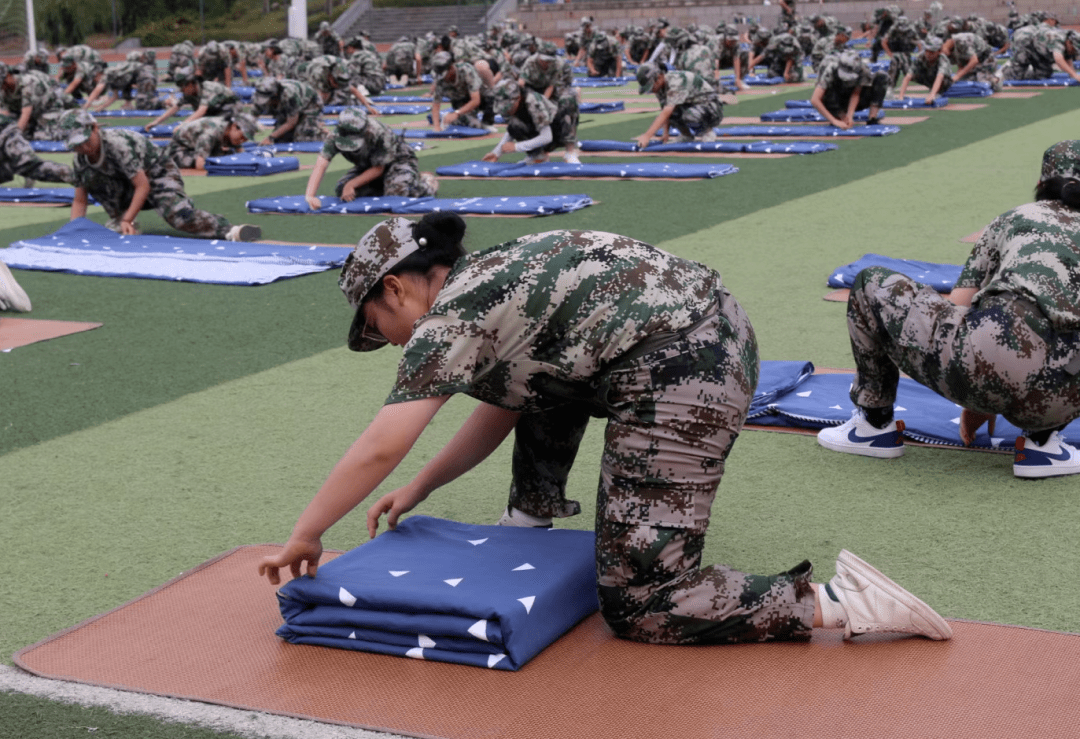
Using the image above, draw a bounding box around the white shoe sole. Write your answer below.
[0,259,32,312]
[1014,463,1080,479]
[837,549,952,641]
[816,425,906,458]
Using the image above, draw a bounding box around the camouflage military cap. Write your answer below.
[326,58,350,85]
[126,50,143,62]
[657,17,670,29]
[1041,141,1080,182]
[60,53,76,66]
[339,217,425,351]
[836,49,864,82]
[838,25,853,37]
[492,78,521,117]
[580,16,593,27]
[319,21,331,31]
[754,28,773,43]
[59,108,97,148]
[229,111,259,140]
[173,66,198,85]
[334,107,369,150]
[448,24,459,34]
[253,77,280,104]
[636,62,660,95]
[262,38,282,52]
[431,51,453,76]
[667,26,689,47]
[923,35,944,51]
[538,40,559,56]
[0,62,9,79]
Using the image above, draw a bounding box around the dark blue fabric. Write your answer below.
[577,139,836,154]
[572,77,634,87]
[760,109,875,122]
[246,194,593,216]
[436,160,737,178]
[1003,74,1079,87]
[827,253,962,292]
[748,363,1080,449]
[940,81,994,97]
[715,124,900,137]
[580,101,625,113]
[204,152,299,176]
[0,186,94,204]
[275,515,598,671]
[748,360,815,419]
[401,126,491,139]
[785,97,948,109]
[2,217,351,285]
[30,141,68,152]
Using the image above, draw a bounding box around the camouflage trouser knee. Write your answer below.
[847,267,1080,432]
[133,74,158,109]
[888,52,912,88]
[670,101,722,137]
[164,144,199,169]
[590,55,618,77]
[335,159,433,198]
[0,127,73,184]
[973,60,1002,91]
[510,290,815,644]
[277,115,327,143]
[1001,54,1052,81]
[28,111,67,142]
[449,95,496,128]
[551,91,579,147]
[147,164,231,238]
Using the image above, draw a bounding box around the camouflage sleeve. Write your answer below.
[386,318,497,404]
[460,63,483,94]
[956,214,1006,289]
[367,125,398,168]
[664,74,690,107]
[319,138,338,160]
[816,59,837,89]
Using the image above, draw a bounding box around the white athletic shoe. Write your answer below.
[826,549,953,641]
[701,129,717,142]
[1013,432,1080,479]
[817,408,905,458]
[0,258,32,312]
[420,171,439,196]
[496,506,553,528]
[563,152,581,164]
[226,224,262,242]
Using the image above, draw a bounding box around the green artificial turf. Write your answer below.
[4,84,1080,737]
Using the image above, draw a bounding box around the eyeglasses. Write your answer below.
[360,311,387,346]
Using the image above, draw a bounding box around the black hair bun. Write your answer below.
[413,212,466,250]
[657,61,668,73]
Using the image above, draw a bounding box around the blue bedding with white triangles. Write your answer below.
[748,361,1080,450]
[578,139,836,154]
[827,253,962,292]
[275,515,598,671]
[246,193,593,216]
[436,160,737,178]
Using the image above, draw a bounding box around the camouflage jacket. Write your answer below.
[182,80,240,114]
[816,54,871,93]
[169,116,231,159]
[105,61,142,92]
[386,230,726,411]
[949,32,993,64]
[434,62,488,103]
[73,127,168,187]
[957,200,1080,331]
[885,16,920,52]
[676,43,718,77]
[197,44,230,78]
[386,40,416,68]
[315,28,342,56]
[1012,25,1067,62]
[271,79,322,121]
[587,32,619,62]
[66,45,105,72]
[2,71,64,115]
[910,50,953,84]
[507,88,557,134]
[451,36,484,64]
[320,117,415,170]
[61,61,100,97]
[657,70,717,108]
[762,32,804,63]
[811,37,844,71]
[348,49,385,84]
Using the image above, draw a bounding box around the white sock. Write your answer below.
[817,582,848,629]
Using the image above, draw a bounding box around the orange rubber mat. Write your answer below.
[14,545,1080,739]
[0,318,102,351]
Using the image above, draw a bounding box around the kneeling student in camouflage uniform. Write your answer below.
[59,109,261,242]
[303,107,437,210]
[0,112,74,188]
[810,49,888,129]
[819,141,1080,478]
[898,36,953,104]
[258,213,953,647]
[429,51,497,133]
[635,62,722,148]
[145,66,241,133]
[252,76,326,144]
[483,79,578,164]
[164,111,259,171]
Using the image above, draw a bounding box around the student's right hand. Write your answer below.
[481,152,499,162]
[305,195,322,211]
[258,533,324,585]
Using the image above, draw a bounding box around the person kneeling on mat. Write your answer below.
[60,109,262,241]
[818,141,1080,479]
[259,213,952,647]
[482,79,578,166]
[634,62,722,150]
[810,49,888,130]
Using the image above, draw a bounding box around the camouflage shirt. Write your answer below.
[386,230,725,411]
[271,79,322,121]
[910,50,952,84]
[182,80,240,114]
[2,70,64,115]
[816,54,871,92]
[434,62,488,103]
[386,40,416,69]
[1012,25,1068,63]
[956,200,1080,331]
[949,32,993,64]
[885,16,920,52]
[520,54,573,95]
[61,61,100,97]
[657,70,717,108]
[676,43,718,78]
[73,127,168,187]
[320,117,415,170]
[507,88,557,133]
[169,116,232,159]
[104,61,142,92]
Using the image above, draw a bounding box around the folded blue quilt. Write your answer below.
[436,160,737,179]
[761,109,876,122]
[30,141,69,152]
[370,95,443,102]
[0,186,93,204]
[572,77,633,87]
[241,140,423,153]
[246,194,593,216]
[785,97,948,109]
[578,139,836,154]
[2,218,352,285]
[203,153,300,176]
[719,74,785,85]
[941,81,994,98]
[94,109,171,117]
[827,253,962,292]
[1003,74,1079,87]
[747,362,1080,450]
[580,101,625,113]
[715,124,900,137]
[147,122,180,137]
[275,515,598,671]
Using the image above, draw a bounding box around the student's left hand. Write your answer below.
[366,484,430,539]
[341,184,357,202]
[120,220,139,236]
[500,141,516,154]
[959,408,997,446]
[258,533,323,584]
[634,133,652,150]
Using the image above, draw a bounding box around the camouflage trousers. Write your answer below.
[887,51,912,88]
[551,88,580,146]
[0,125,73,185]
[82,161,232,239]
[26,110,69,142]
[273,114,327,143]
[354,73,386,97]
[334,158,436,198]
[1001,54,1054,81]
[670,100,723,139]
[962,59,1003,91]
[822,71,889,117]
[910,69,953,95]
[767,59,804,83]
[507,289,817,644]
[133,70,159,109]
[589,55,618,78]
[448,94,496,128]
[847,267,1080,432]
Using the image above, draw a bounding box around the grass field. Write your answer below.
[3,72,1080,738]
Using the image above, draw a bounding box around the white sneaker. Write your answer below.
[817,408,905,458]
[496,506,553,528]
[563,152,581,164]
[701,129,717,142]
[523,152,549,164]
[827,549,952,641]
[1013,432,1080,478]
[226,224,262,242]
[483,125,499,134]
[0,258,32,312]
[420,171,439,196]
